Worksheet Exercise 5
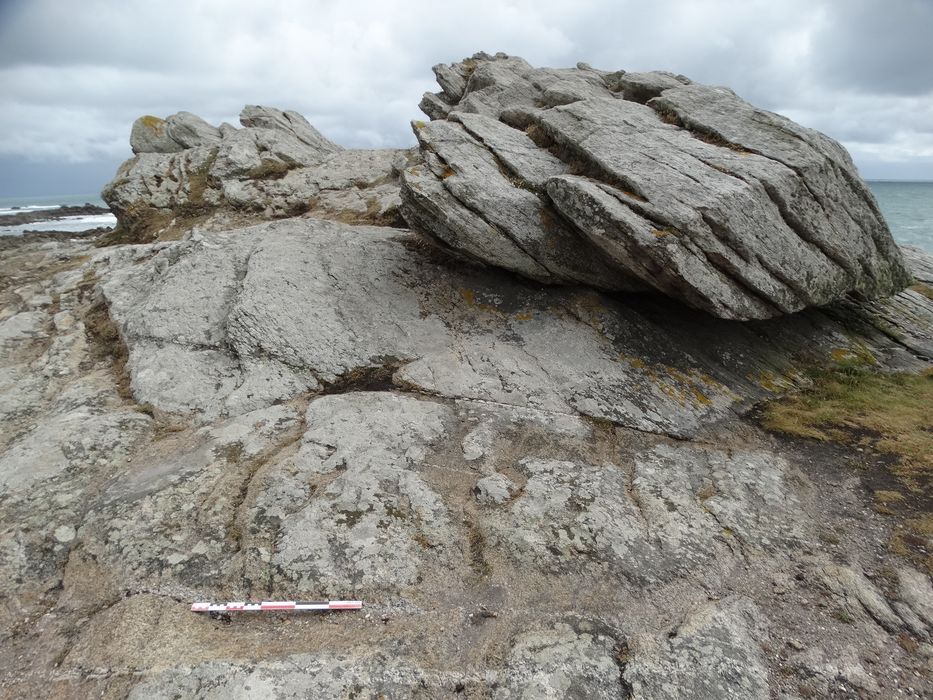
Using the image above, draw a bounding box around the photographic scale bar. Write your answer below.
[191,600,363,612]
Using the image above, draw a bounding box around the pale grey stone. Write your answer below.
[0,407,151,493]
[259,392,457,593]
[481,445,810,585]
[95,219,930,438]
[791,646,882,696]
[473,473,515,505]
[404,54,911,319]
[495,623,623,699]
[623,598,770,699]
[607,69,692,102]
[130,115,183,154]
[898,566,933,631]
[105,107,409,241]
[406,117,637,290]
[165,111,221,149]
[820,564,904,633]
[239,105,342,154]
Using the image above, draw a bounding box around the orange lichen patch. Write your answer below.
[620,357,724,409]
[748,370,792,393]
[575,293,609,316]
[689,385,713,406]
[140,115,166,135]
[457,287,501,314]
[441,166,455,179]
[539,209,559,232]
[618,189,647,202]
[514,311,533,321]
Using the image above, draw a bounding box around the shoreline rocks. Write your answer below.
[0,203,110,227]
[104,106,407,243]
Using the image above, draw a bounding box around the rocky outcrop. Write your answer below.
[403,52,911,319]
[130,112,222,154]
[1,222,931,697]
[3,53,932,698]
[93,219,931,434]
[104,106,408,242]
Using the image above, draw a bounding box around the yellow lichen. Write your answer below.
[140,115,166,135]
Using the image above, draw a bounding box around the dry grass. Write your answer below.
[910,282,933,300]
[83,295,132,400]
[246,158,292,180]
[762,362,932,486]
[763,348,933,575]
[890,515,933,576]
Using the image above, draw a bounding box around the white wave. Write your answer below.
[0,213,117,236]
[0,204,61,216]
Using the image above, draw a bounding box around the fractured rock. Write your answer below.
[105,106,404,242]
[404,53,911,319]
[623,597,770,699]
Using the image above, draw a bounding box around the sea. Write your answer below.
[866,181,933,252]
[0,184,931,251]
[0,193,116,236]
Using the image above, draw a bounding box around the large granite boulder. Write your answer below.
[130,111,222,154]
[402,52,912,319]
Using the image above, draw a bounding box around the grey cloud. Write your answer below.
[1,0,932,197]
[813,0,933,96]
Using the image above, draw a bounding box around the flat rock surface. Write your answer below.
[3,51,933,699]
[0,223,930,698]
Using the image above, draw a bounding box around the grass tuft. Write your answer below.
[762,364,932,483]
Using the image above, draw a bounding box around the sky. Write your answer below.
[1,0,932,197]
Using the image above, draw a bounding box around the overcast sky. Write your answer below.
[1,0,932,198]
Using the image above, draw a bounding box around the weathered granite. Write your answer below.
[0,221,930,698]
[2,53,932,699]
[105,106,407,242]
[405,53,912,319]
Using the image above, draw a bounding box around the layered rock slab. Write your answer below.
[95,218,927,437]
[405,53,911,319]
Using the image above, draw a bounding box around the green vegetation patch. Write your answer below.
[762,360,932,484]
[762,350,932,574]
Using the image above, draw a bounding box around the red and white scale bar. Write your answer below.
[191,600,363,612]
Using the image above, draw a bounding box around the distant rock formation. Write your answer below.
[402,52,911,319]
[104,105,412,242]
